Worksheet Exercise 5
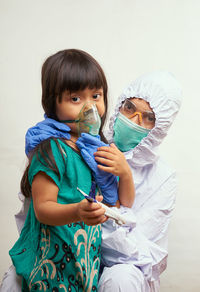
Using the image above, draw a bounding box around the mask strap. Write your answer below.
[59,118,80,123]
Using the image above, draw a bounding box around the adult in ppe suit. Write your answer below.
[97,71,182,291]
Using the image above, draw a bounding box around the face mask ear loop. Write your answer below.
[131,112,143,124]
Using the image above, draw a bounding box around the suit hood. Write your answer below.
[106,71,182,167]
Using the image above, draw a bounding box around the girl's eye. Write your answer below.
[93,93,101,100]
[71,96,80,102]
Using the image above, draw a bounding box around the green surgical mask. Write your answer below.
[113,112,150,152]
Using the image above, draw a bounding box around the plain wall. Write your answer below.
[0,0,200,291]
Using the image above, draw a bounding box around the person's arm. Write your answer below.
[94,143,135,208]
[32,171,106,226]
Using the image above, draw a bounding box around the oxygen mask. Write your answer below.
[77,102,101,136]
[60,102,101,136]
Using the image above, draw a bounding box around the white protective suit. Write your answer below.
[0,71,182,292]
[98,71,182,292]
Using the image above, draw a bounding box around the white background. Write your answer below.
[0,1,200,291]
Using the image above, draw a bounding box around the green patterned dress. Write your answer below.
[9,139,102,292]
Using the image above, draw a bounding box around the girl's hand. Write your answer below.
[94,144,135,208]
[94,143,131,179]
[78,196,107,226]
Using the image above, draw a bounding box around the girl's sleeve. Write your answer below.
[101,172,177,282]
[28,139,66,189]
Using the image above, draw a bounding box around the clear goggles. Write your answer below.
[120,99,155,128]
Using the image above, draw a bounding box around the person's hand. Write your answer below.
[76,134,118,206]
[25,117,71,156]
[94,143,131,179]
[95,144,135,208]
[77,197,107,226]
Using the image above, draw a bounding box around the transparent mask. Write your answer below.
[77,102,101,136]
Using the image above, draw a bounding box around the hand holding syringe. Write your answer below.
[77,187,126,226]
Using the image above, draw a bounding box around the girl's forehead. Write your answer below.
[127,97,153,112]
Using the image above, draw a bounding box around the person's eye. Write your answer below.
[146,113,155,123]
[124,102,135,113]
[71,96,80,103]
[126,104,132,110]
[148,117,154,122]
[93,93,101,100]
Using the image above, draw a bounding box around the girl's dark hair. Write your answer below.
[21,49,108,197]
[42,49,108,134]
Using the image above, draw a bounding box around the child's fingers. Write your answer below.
[81,204,106,225]
[97,164,115,173]
[110,143,118,149]
[96,146,117,154]
[81,204,105,218]
[95,156,114,167]
[86,208,106,218]
[94,150,116,161]
[96,195,103,202]
[100,216,108,224]
[81,199,101,211]
[110,143,121,154]
[85,215,107,226]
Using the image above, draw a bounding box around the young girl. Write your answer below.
[8,49,135,292]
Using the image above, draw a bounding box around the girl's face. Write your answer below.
[56,87,105,138]
[120,98,155,129]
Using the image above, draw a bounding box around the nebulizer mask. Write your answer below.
[60,102,101,136]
